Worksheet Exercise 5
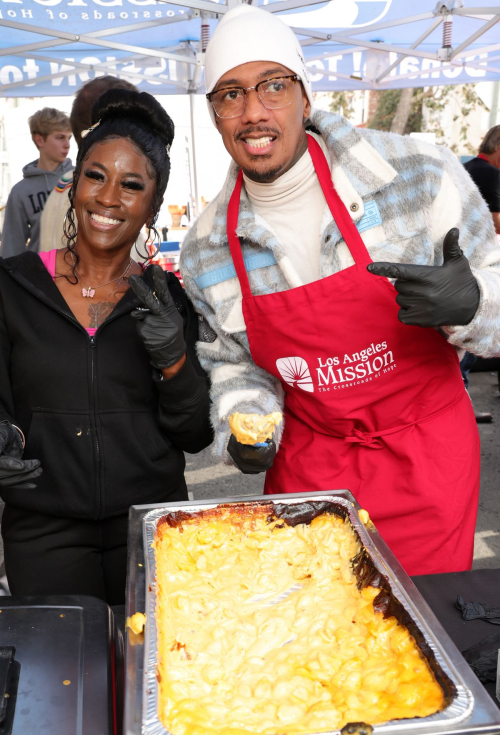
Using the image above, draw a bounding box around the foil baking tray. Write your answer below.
[124,490,500,735]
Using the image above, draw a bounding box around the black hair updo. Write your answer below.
[66,89,175,257]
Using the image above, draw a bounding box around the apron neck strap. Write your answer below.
[226,135,373,299]
[227,169,253,298]
[307,135,372,267]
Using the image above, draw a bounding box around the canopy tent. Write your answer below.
[1,0,499,215]
[0,0,499,97]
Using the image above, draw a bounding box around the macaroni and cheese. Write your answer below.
[154,506,443,735]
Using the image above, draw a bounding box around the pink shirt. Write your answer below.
[39,250,97,337]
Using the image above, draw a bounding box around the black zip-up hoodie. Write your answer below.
[0,252,213,520]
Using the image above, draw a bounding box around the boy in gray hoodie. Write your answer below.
[1,108,72,257]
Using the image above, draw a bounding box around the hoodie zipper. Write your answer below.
[86,302,141,518]
[6,271,130,519]
[88,335,101,517]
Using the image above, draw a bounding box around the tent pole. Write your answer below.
[490,81,500,127]
[189,91,200,219]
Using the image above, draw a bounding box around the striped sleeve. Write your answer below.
[431,146,500,357]
[181,223,284,462]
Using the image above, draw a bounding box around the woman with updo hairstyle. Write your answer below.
[0,89,213,604]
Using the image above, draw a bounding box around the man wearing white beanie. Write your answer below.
[181,4,500,577]
[204,3,313,123]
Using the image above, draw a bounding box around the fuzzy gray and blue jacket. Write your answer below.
[180,109,500,460]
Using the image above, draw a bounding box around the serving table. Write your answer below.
[414,569,500,705]
[0,594,117,735]
[1,507,498,735]
[123,496,500,735]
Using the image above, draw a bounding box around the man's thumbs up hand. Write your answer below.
[442,226,465,264]
[367,228,480,327]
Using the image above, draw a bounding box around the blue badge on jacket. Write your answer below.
[356,200,382,233]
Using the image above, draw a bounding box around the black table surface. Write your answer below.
[0,595,115,735]
[412,568,500,706]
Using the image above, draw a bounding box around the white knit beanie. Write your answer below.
[204,4,312,125]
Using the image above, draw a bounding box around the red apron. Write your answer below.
[227,136,480,576]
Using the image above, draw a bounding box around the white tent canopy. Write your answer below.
[0,0,499,97]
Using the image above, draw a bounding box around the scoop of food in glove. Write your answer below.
[228,412,282,445]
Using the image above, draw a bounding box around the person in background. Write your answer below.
[1,108,72,257]
[465,125,500,235]
[460,125,500,422]
[39,75,137,254]
[0,89,212,604]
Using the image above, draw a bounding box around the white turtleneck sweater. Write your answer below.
[243,131,329,285]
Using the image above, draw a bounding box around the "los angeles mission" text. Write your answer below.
[316,341,396,391]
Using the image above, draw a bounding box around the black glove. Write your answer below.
[129,265,186,369]
[456,595,500,624]
[367,228,480,327]
[227,435,276,474]
[0,421,42,490]
[462,632,500,683]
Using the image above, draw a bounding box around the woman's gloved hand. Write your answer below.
[129,265,186,369]
[0,421,42,490]
[367,228,480,327]
[227,435,276,474]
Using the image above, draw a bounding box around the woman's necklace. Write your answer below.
[74,257,133,298]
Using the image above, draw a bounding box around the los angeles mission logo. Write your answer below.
[277,341,397,394]
[276,357,314,393]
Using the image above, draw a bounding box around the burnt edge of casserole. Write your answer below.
[156,499,457,719]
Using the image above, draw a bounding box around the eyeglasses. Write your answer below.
[207,75,300,119]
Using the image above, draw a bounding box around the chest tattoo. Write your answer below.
[88,301,116,328]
